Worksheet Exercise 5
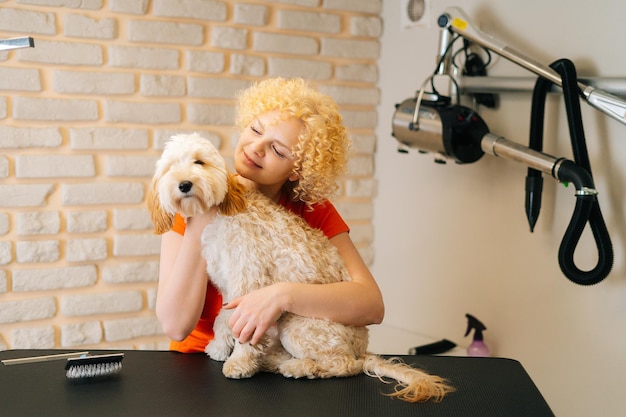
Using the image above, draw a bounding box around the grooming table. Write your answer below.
[0,350,553,416]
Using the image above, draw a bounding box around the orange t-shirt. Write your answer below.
[168,195,349,353]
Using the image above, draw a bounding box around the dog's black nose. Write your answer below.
[179,181,193,194]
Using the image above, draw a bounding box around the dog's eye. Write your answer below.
[194,160,205,165]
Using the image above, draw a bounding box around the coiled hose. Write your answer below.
[528,59,613,285]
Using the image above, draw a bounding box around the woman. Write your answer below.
[156,77,384,352]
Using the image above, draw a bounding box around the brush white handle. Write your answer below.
[1,351,89,366]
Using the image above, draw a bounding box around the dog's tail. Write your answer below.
[363,354,454,403]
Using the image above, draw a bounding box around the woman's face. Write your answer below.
[234,110,303,188]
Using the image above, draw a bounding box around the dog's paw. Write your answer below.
[278,358,319,379]
[222,358,259,379]
[205,341,232,361]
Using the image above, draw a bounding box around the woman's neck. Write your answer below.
[236,176,284,203]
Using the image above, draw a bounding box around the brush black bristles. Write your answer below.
[65,353,124,379]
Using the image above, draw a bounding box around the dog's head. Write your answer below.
[148,133,247,234]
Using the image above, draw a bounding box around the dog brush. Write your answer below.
[65,353,125,379]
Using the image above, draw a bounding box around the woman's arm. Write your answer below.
[155,210,216,341]
[225,231,385,345]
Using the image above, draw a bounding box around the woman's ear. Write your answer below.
[219,175,247,216]
[148,177,174,234]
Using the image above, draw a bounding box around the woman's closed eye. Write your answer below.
[271,144,286,158]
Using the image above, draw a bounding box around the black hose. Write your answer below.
[528,59,613,285]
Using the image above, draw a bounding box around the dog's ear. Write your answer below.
[218,175,247,216]
[148,176,175,234]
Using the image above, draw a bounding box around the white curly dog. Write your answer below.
[149,133,453,403]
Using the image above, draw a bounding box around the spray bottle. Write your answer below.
[464,313,490,357]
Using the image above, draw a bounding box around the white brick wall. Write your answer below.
[0,0,381,351]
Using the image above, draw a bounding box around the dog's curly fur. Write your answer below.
[149,133,454,403]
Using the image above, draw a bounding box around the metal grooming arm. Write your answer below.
[0,37,34,51]
[437,7,626,125]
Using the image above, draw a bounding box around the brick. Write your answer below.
[0,270,6,293]
[0,67,41,91]
[61,291,143,316]
[15,154,95,178]
[336,64,378,83]
[341,110,377,129]
[17,39,103,66]
[319,85,379,105]
[211,27,247,50]
[140,74,185,97]
[267,57,331,80]
[0,97,6,119]
[64,13,116,39]
[113,234,161,257]
[188,77,249,99]
[334,201,373,221]
[17,211,61,235]
[102,260,159,284]
[0,156,7,178]
[109,45,180,70]
[0,126,62,148]
[321,38,379,59]
[253,32,318,55]
[103,315,163,342]
[109,0,148,14]
[16,240,59,263]
[0,297,56,323]
[17,0,102,9]
[106,155,158,177]
[104,101,181,124]
[186,50,225,73]
[188,103,235,126]
[273,0,319,6]
[230,54,265,77]
[113,208,153,231]
[12,265,97,291]
[12,326,55,349]
[350,16,382,37]
[0,7,55,35]
[66,238,108,262]
[345,178,376,198]
[154,129,221,150]
[0,242,11,265]
[277,10,341,33]
[69,128,149,150]
[153,0,227,21]
[147,287,157,310]
[234,4,268,26]
[13,97,98,121]
[54,70,135,94]
[61,320,102,347]
[350,134,376,154]
[0,184,54,208]
[66,210,108,233]
[0,213,8,235]
[62,182,144,205]
[322,0,381,13]
[348,155,374,176]
[128,20,204,46]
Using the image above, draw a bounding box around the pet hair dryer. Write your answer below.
[391,7,614,286]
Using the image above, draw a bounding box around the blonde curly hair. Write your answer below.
[235,77,350,206]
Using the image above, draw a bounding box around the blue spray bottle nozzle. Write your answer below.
[464,313,490,357]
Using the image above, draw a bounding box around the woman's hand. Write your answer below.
[223,283,291,345]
